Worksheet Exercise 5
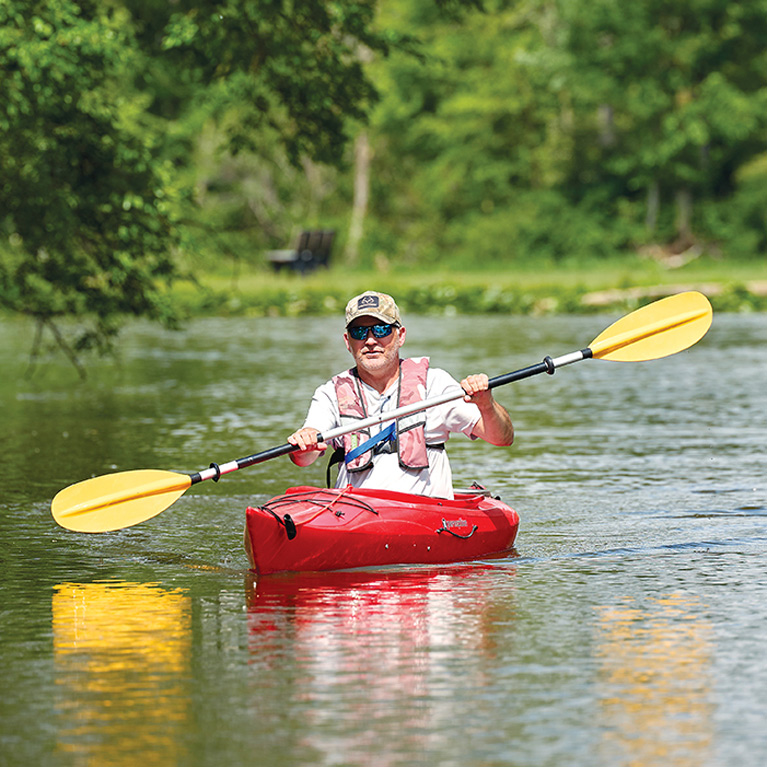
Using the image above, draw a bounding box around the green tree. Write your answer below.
[0,0,180,375]
[559,0,767,246]
[139,0,389,271]
[149,0,475,264]
[120,0,484,270]
[355,0,583,266]
[2,0,485,370]
[349,0,767,266]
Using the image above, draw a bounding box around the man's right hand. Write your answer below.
[287,428,327,466]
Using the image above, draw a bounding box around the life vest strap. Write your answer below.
[344,423,396,464]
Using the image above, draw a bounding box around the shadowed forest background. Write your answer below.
[2,0,767,369]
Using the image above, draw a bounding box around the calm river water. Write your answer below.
[1,309,766,767]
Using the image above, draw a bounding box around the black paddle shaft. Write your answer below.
[488,356,556,389]
[488,349,593,389]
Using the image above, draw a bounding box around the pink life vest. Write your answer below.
[333,357,430,472]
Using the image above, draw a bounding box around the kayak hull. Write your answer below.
[245,485,519,575]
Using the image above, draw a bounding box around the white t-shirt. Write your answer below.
[302,367,481,499]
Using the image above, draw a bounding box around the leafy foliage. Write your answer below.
[0,0,181,368]
[559,0,767,204]
[0,0,421,371]
[154,0,384,165]
[356,0,767,266]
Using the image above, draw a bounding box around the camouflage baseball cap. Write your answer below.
[345,291,401,326]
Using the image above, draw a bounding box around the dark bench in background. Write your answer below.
[266,230,335,274]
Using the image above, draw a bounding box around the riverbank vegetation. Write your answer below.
[176,254,767,318]
[2,0,767,374]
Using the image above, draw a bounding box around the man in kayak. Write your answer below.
[287,291,513,499]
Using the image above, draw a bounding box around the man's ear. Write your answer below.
[343,332,352,354]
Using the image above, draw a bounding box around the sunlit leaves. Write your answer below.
[361,0,767,263]
[559,0,767,197]
[0,0,180,361]
[157,0,383,165]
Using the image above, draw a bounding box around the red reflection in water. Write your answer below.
[246,563,518,715]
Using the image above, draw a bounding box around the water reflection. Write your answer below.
[52,582,192,766]
[246,567,516,763]
[595,594,714,766]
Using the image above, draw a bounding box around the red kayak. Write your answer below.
[245,484,519,575]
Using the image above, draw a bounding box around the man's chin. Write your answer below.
[358,355,387,372]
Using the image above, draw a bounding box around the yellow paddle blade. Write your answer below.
[51,469,192,533]
[589,291,713,362]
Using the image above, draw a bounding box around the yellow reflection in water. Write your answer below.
[52,581,191,767]
[596,593,714,766]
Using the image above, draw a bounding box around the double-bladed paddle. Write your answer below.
[51,290,713,533]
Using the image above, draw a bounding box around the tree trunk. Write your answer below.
[674,187,693,245]
[345,130,370,266]
[598,104,616,147]
[645,180,660,233]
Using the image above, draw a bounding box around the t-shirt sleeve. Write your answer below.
[302,382,342,445]
[426,368,482,439]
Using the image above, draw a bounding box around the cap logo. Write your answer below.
[358,295,379,310]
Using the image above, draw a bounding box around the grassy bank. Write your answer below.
[175,255,767,318]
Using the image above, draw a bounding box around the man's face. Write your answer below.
[344,316,406,380]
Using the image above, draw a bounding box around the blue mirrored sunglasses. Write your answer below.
[348,323,398,341]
